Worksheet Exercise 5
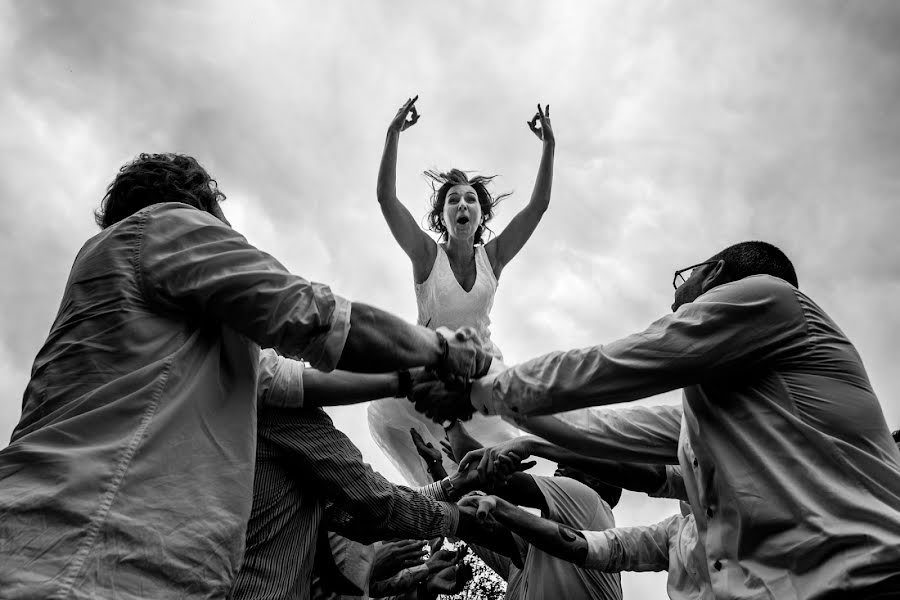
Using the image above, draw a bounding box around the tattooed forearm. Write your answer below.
[557,524,588,565]
[485,499,591,567]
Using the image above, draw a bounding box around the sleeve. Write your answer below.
[137,204,350,371]
[259,407,453,542]
[257,348,306,408]
[648,465,689,501]
[530,476,607,528]
[517,404,683,464]
[582,514,681,573]
[472,276,808,417]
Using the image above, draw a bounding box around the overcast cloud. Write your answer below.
[2,1,899,597]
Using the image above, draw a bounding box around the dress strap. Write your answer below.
[475,244,498,286]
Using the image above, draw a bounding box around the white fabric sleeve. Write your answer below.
[257,348,305,408]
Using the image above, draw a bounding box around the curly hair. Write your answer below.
[95,153,226,229]
[423,168,511,244]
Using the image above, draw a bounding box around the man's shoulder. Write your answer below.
[696,275,802,316]
[705,274,795,299]
[532,475,613,528]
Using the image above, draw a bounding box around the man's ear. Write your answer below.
[701,259,728,292]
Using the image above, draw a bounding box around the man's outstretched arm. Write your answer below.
[459,434,667,494]
[339,304,491,378]
[459,495,589,567]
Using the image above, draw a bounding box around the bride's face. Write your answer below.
[442,184,481,241]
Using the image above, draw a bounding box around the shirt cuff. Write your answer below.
[438,502,460,537]
[304,293,351,373]
[582,530,612,570]
[267,355,305,408]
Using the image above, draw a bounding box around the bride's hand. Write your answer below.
[388,96,420,134]
[527,103,553,144]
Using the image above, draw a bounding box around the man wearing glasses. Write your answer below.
[413,240,900,599]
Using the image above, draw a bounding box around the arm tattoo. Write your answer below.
[557,524,588,564]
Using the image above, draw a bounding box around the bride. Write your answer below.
[368,96,555,485]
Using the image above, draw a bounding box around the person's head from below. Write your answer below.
[95,153,228,229]
[672,240,798,311]
[892,429,899,450]
[425,169,510,245]
[554,465,622,509]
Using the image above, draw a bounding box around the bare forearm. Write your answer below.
[529,139,555,213]
[302,369,398,406]
[528,438,667,494]
[492,498,587,567]
[446,422,483,459]
[377,130,400,202]
[337,303,441,372]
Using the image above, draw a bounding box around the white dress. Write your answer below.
[367,241,521,485]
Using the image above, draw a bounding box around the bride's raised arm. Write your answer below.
[377,95,436,282]
[485,103,555,279]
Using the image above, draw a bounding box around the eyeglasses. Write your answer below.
[673,261,719,290]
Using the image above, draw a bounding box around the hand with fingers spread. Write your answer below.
[388,96,420,134]
[410,428,447,479]
[459,436,539,483]
[425,546,473,595]
[411,428,443,465]
[424,546,458,574]
[527,103,554,144]
[371,539,428,580]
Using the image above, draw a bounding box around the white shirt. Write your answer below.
[582,512,712,600]
[472,275,900,599]
[0,203,350,599]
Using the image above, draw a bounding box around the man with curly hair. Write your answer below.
[0,153,490,600]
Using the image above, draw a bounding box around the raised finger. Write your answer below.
[537,103,545,119]
[545,104,550,117]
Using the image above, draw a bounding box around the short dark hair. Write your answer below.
[710,241,798,288]
[892,429,899,444]
[95,153,226,229]
[424,169,510,244]
[556,466,623,509]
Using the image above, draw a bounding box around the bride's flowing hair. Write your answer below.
[423,168,512,243]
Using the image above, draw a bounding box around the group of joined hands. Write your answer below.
[409,421,554,570]
[413,326,497,424]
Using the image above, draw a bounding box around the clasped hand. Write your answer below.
[409,326,492,424]
[459,436,538,483]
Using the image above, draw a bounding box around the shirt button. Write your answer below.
[714,560,722,571]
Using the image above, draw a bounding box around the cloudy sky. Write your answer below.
[2,1,899,597]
